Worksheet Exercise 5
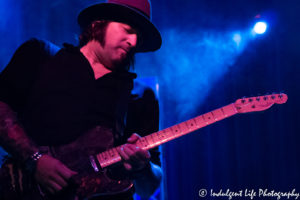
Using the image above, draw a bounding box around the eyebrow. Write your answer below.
[123,25,138,34]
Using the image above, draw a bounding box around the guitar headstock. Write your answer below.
[234,93,288,113]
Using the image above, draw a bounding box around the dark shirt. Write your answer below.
[23,43,136,146]
[1,39,136,145]
[0,38,161,166]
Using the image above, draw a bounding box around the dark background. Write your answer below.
[1,0,299,199]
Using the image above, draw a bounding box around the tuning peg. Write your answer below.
[241,97,246,103]
[279,93,284,98]
[248,98,253,102]
[256,97,260,101]
[263,96,268,100]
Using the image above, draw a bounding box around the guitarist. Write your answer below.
[0,0,162,199]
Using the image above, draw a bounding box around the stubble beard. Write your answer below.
[112,49,135,71]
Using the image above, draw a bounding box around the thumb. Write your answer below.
[127,133,140,143]
[62,164,77,175]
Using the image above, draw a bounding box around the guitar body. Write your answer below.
[0,125,134,200]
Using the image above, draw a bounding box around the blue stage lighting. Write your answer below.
[253,22,267,34]
[233,33,242,46]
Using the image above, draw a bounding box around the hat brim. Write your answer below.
[77,3,162,52]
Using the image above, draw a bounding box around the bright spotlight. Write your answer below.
[253,22,267,34]
[233,33,242,47]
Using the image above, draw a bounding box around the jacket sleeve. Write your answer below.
[0,39,59,161]
[125,83,161,166]
[0,38,60,113]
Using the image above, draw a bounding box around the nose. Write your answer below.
[127,33,138,48]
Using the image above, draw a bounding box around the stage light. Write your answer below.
[253,22,267,34]
[233,33,242,46]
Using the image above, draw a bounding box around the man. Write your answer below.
[0,0,162,199]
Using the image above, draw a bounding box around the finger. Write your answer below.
[126,145,142,162]
[117,145,130,161]
[116,146,133,170]
[127,133,140,143]
[56,164,77,180]
[62,164,77,175]
[49,173,68,188]
[123,162,132,171]
[48,179,63,193]
[122,144,136,161]
[44,185,55,194]
[127,145,151,161]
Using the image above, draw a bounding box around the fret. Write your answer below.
[143,135,154,149]
[112,147,118,155]
[156,131,162,140]
[112,148,119,159]
[178,121,189,134]
[172,124,181,136]
[97,153,102,162]
[202,115,207,125]
[203,112,215,124]
[164,127,174,140]
[185,118,198,131]
[222,104,238,116]
[156,131,164,145]
[137,137,147,148]
[212,108,225,121]
[153,131,161,144]
[159,130,168,142]
[220,107,226,116]
[113,146,122,160]
[195,115,206,128]
[103,151,109,160]
[100,152,105,161]
[105,149,118,165]
[166,127,175,139]
[144,134,154,147]
[109,149,115,157]
[96,153,102,164]
[210,111,216,121]
[98,152,109,167]
[153,131,160,146]
[142,136,150,147]
[149,133,157,145]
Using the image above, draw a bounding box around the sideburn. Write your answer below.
[92,21,111,47]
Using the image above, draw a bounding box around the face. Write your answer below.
[97,22,138,71]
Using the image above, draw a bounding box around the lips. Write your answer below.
[120,47,129,53]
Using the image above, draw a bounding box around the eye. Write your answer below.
[121,24,137,34]
[124,27,137,34]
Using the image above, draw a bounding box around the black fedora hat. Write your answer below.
[77,0,162,52]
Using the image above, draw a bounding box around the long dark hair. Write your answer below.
[79,20,110,47]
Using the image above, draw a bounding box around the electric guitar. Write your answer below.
[0,93,288,200]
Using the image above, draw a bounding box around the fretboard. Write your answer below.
[94,103,238,169]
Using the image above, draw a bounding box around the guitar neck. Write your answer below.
[92,103,238,169]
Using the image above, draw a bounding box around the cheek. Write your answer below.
[105,41,119,55]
